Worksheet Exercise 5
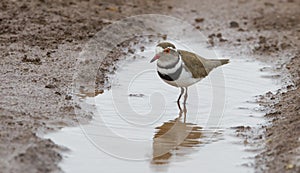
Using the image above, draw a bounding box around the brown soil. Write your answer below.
[255,53,300,173]
[0,1,163,172]
[0,0,299,173]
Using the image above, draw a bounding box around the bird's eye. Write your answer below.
[164,48,170,53]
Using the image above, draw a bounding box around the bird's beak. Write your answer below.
[150,55,160,63]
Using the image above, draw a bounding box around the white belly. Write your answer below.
[162,68,202,87]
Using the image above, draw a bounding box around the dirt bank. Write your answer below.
[0,1,163,172]
[0,0,299,173]
[255,53,300,173]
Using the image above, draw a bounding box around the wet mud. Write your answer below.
[0,0,299,173]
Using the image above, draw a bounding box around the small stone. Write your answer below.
[219,38,227,42]
[259,36,266,44]
[22,55,42,65]
[264,2,274,6]
[280,43,290,49]
[238,28,245,32]
[128,49,135,54]
[216,33,222,38]
[140,46,145,52]
[286,85,293,89]
[246,37,254,41]
[65,95,72,100]
[20,4,28,10]
[162,34,167,40]
[46,51,51,57]
[208,33,215,38]
[95,90,104,95]
[285,164,294,169]
[45,84,56,89]
[195,18,204,23]
[105,6,118,12]
[54,91,61,96]
[208,39,214,47]
[230,21,239,28]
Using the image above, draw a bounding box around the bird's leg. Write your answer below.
[183,101,187,123]
[177,87,184,104]
[178,105,183,118]
[177,87,184,115]
[183,87,188,105]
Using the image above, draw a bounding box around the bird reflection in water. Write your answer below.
[151,103,202,166]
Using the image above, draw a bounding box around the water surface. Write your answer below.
[46,46,280,173]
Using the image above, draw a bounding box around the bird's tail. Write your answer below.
[209,59,229,65]
[219,59,229,65]
[204,58,229,73]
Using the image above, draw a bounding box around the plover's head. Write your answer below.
[151,42,177,63]
[150,47,180,64]
[155,42,176,54]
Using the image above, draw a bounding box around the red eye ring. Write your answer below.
[164,48,170,53]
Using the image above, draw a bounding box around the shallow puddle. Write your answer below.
[46,45,281,173]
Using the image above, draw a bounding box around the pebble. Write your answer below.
[230,21,239,28]
[195,18,204,23]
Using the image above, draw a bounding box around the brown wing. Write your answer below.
[178,50,208,78]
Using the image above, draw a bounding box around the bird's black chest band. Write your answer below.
[157,65,183,81]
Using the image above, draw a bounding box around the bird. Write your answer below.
[150,42,229,105]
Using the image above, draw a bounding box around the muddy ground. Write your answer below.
[0,0,299,173]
